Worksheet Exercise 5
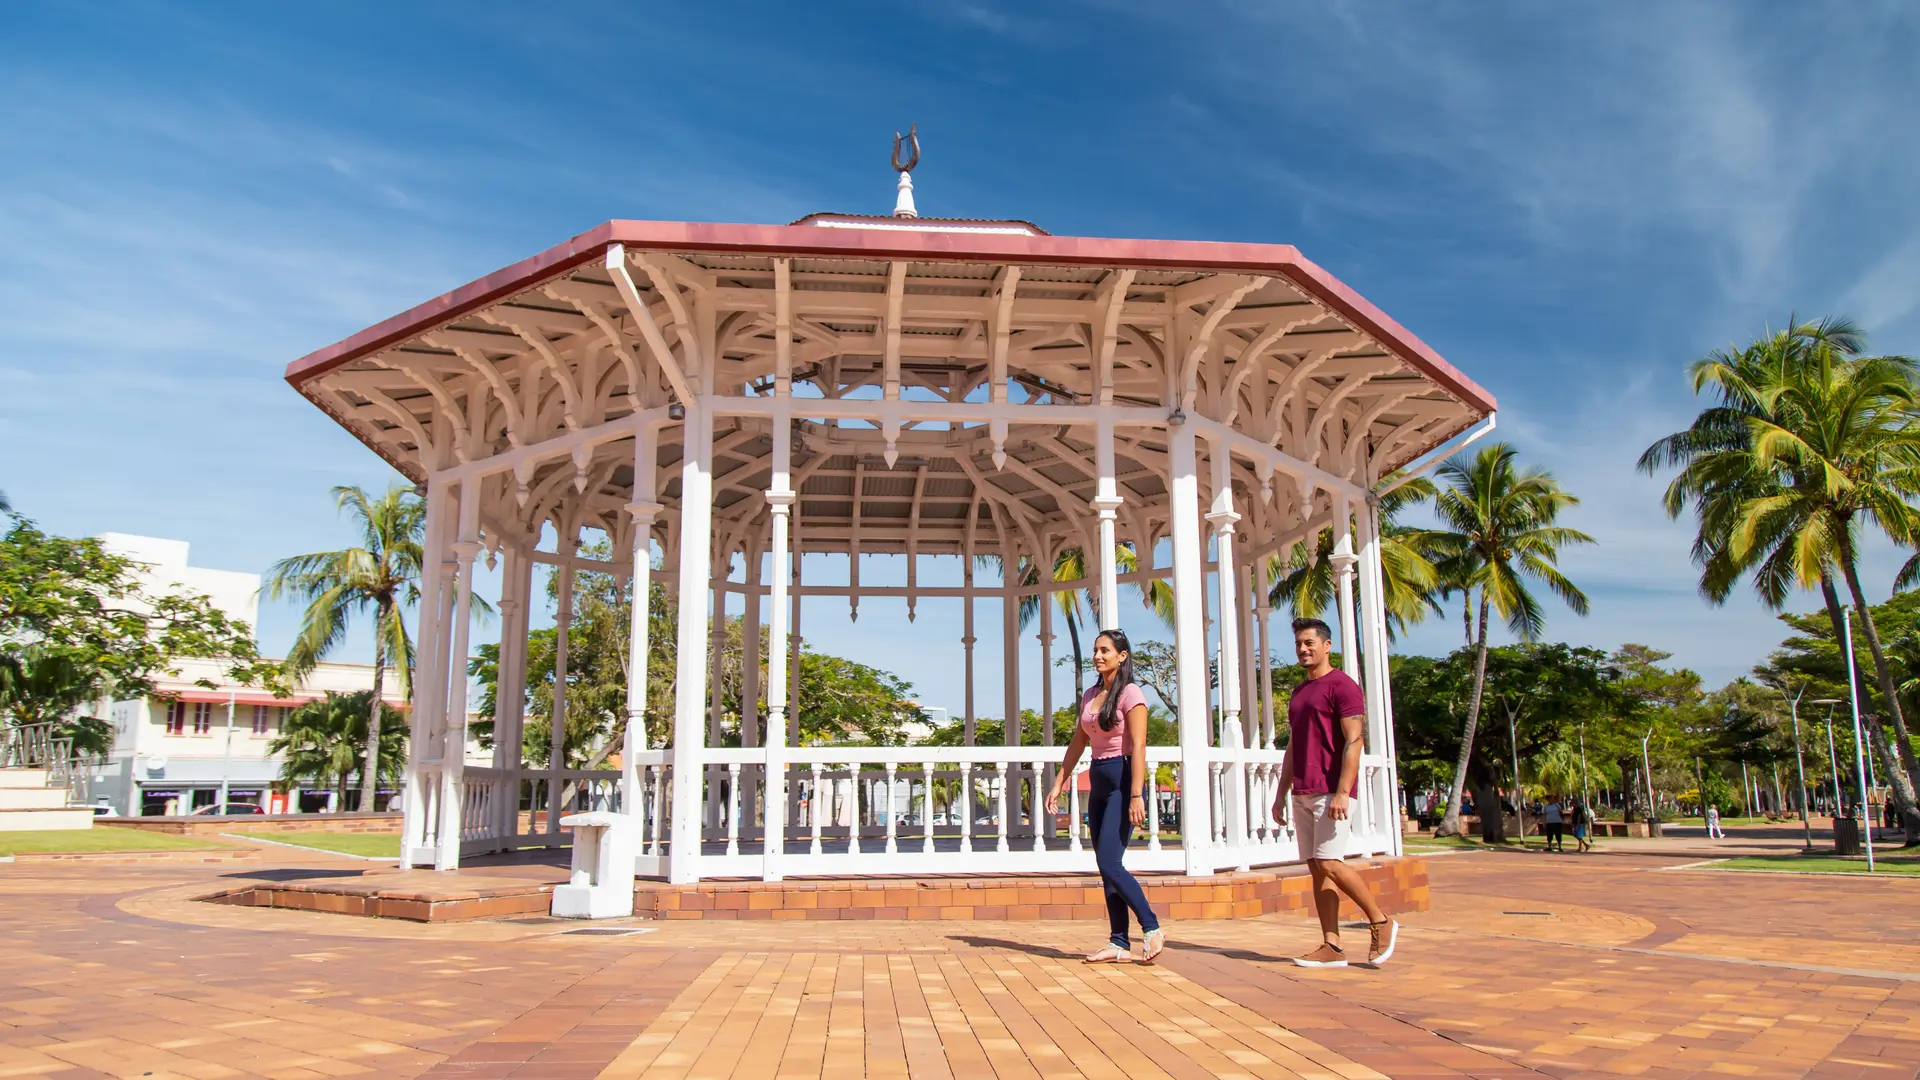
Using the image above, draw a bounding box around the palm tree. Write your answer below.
[1268,476,1444,639]
[1640,317,1920,837]
[1427,444,1594,838]
[271,691,407,806]
[265,486,424,812]
[997,542,1173,706]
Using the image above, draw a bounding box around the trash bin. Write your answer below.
[1834,817,1862,855]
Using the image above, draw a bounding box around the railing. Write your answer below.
[427,740,1399,878]
[605,743,1396,880]
[3,722,106,807]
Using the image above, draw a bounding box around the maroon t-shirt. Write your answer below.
[1288,669,1365,796]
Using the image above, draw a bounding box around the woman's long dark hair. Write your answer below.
[1094,629,1138,733]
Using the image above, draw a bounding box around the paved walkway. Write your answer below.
[2,839,1917,1078]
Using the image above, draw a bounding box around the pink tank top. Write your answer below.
[1079,681,1146,759]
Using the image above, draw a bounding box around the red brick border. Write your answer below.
[198,857,1428,925]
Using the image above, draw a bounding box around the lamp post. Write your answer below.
[1842,610,1875,871]
[1783,686,1814,850]
[216,691,236,811]
[1813,699,1843,820]
[1640,727,1658,829]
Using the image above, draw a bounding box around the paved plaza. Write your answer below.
[2,838,1917,1079]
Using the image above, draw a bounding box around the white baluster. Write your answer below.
[959,761,973,854]
[923,762,936,854]
[1147,762,1162,851]
[726,763,741,856]
[847,766,860,855]
[1068,763,1083,853]
[1211,763,1226,846]
[884,763,899,854]
[996,762,1010,853]
[1031,761,1046,853]
[651,765,666,856]
[809,763,824,855]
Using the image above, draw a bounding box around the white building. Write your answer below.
[90,534,477,816]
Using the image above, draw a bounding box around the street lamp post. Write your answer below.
[1784,686,1814,850]
[1814,700,1843,820]
[1640,727,1658,830]
[1842,610,1876,872]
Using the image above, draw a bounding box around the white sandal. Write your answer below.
[1083,945,1131,963]
[1141,929,1166,963]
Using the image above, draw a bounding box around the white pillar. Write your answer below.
[547,528,576,835]
[705,550,728,831]
[669,402,715,884]
[1254,558,1275,749]
[1040,582,1055,746]
[1003,550,1021,748]
[742,545,762,749]
[435,480,482,871]
[622,500,661,813]
[963,549,977,746]
[1206,440,1247,867]
[1093,418,1122,629]
[400,476,452,869]
[1331,496,1360,676]
[1169,423,1213,875]
[763,392,796,882]
[1357,499,1402,856]
[494,544,531,842]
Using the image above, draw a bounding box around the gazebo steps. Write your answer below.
[199,856,1429,924]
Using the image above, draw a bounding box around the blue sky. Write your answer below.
[4,1,1920,713]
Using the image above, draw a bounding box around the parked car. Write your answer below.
[91,804,119,817]
[191,802,265,816]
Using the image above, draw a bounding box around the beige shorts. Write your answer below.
[1292,793,1352,861]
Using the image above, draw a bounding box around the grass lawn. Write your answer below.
[1714,853,1920,875]
[0,829,223,855]
[254,832,400,858]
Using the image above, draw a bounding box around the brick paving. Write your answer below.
[1,841,1917,1077]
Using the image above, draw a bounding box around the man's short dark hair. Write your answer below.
[1291,617,1332,642]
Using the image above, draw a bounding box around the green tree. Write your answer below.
[265,486,433,813]
[1268,476,1444,639]
[1424,444,1594,837]
[0,517,275,731]
[270,690,407,806]
[1641,317,1920,838]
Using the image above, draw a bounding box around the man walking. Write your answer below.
[1705,803,1724,839]
[1274,617,1396,969]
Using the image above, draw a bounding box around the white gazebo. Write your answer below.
[286,180,1495,883]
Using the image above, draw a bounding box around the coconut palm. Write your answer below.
[265,486,425,812]
[271,690,407,806]
[1427,444,1594,838]
[1640,317,1920,837]
[1267,476,1444,639]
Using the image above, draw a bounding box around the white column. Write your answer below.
[1003,549,1021,749]
[494,544,530,842]
[1331,497,1360,680]
[401,477,452,869]
[622,499,661,814]
[1040,583,1055,747]
[742,546,762,749]
[1169,422,1213,875]
[1093,418,1122,629]
[546,528,576,835]
[1254,558,1275,749]
[435,480,482,871]
[1357,499,1402,856]
[1206,440,1247,867]
[963,550,977,746]
[704,550,729,831]
[763,391,796,882]
[669,402,715,884]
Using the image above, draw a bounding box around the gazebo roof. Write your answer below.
[285,218,1495,561]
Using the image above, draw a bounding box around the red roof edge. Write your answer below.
[284,220,1496,416]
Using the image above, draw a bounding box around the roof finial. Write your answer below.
[891,123,920,219]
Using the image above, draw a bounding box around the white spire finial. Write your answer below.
[890,123,920,219]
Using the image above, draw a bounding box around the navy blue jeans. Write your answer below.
[1088,755,1160,949]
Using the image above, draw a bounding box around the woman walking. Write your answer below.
[1045,629,1164,963]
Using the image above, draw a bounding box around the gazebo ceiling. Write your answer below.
[287,219,1495,560]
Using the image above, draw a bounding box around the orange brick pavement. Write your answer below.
[2,842,1917,1077]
